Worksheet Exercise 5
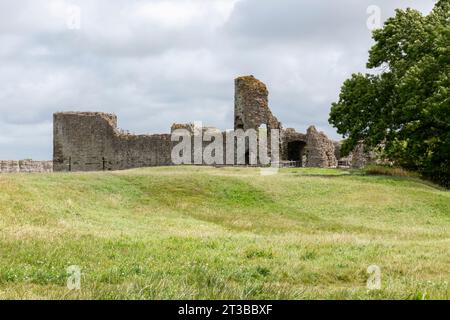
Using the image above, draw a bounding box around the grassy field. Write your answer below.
[0,166,448,300]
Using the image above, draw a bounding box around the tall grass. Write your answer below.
[0,166,448,299]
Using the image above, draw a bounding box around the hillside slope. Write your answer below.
[0,166,449,299]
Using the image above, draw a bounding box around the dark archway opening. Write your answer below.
[287,141,306,166]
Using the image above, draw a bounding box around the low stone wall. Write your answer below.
[0,160,53,173]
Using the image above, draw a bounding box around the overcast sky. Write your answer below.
[0,0,436,159]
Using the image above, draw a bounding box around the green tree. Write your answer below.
[329,0,450,187]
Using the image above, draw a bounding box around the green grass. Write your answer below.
[0,166,448,300]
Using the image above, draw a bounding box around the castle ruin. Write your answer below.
[0,75,370,173]
[52,76,343,172]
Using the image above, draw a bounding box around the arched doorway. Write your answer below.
[287,141,306,167]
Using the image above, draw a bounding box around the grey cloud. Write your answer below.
[225,0,434,45]
[0,0,436,159]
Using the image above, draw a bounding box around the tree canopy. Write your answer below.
[329,0,450,187]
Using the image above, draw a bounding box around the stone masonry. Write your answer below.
[51,76,345,172]
[234,76,281,131]
[0,76,372,173]
[0,160,53,173]
[53,112,172,171]
[304,126,337,168]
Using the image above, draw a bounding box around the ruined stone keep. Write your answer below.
[52,76,345,172]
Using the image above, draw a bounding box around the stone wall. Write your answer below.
[332,141,385,168]
[52,76,345,172]
[0,160,53,173]
[304,126,337,168]
[171,123,227,165]
[349,142,388,169]
[53,112,172,172]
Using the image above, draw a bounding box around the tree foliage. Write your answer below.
[329,0,450,187]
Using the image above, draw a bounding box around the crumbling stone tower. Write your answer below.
[234,76,281,131]
[234,75,282,164]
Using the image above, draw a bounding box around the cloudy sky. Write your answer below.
[0,0,436,159]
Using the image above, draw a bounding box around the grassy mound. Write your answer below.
[0,166,448,299]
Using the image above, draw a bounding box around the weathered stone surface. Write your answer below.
[304,126,337,168]
[332,142,385,168]
[51,76,347,172]
[54,112,172,172]
[283,128,307,143]
[0,160,53,173]
[234,75,281,131]
[349,142,387,169]
[281,128,307,165]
